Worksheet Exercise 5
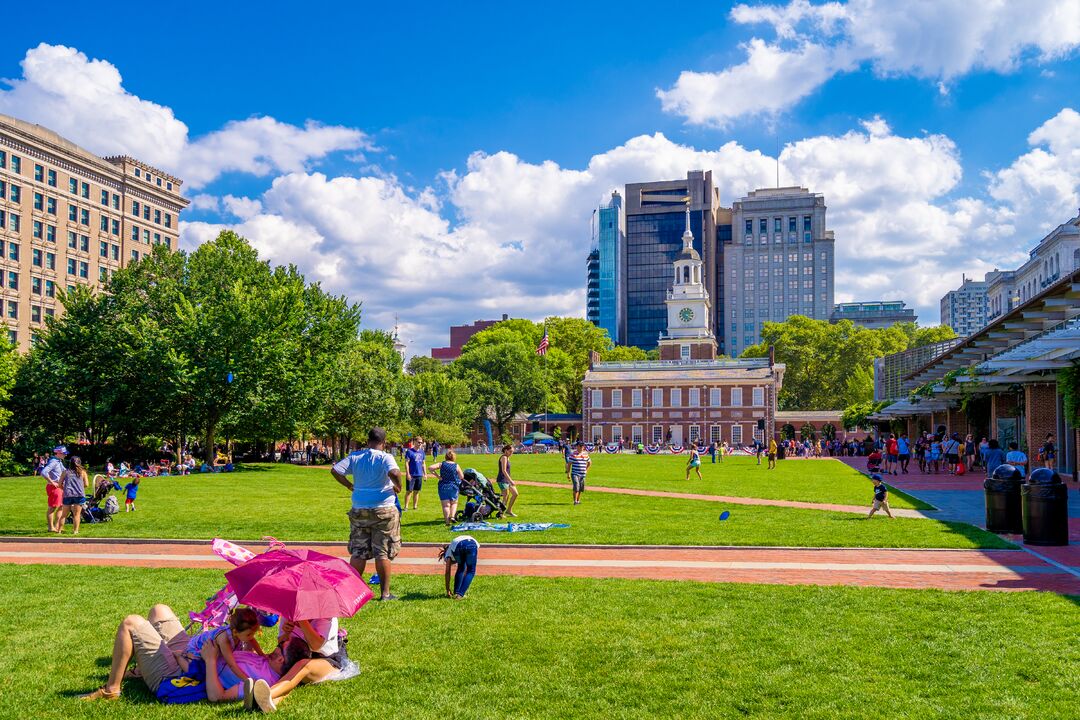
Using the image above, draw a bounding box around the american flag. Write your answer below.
[536,328,549,356]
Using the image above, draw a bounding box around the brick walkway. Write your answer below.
[514,480,929,518]
[2,537,1078,594]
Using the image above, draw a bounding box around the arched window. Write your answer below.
[683,266,690,283]
[1073,248,1079,270]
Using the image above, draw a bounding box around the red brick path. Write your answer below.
[2,538,1078,594]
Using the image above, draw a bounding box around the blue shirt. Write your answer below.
[897,438,910,455]
[439,461,461,488]
[404,448,426,477]
[124,482,139,500]
[333,449,399,509]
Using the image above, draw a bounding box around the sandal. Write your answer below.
[80,687,120,701]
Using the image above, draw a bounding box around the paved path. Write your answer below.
[2,537,1078,594]
[514,480,930,518]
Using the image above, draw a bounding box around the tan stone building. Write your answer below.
[0,113,189,350]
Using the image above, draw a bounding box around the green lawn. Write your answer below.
[453,453,933,510]
[1,464,1006,549]
[5,564,1078,719]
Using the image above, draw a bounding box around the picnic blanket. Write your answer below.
[450,522,570,533]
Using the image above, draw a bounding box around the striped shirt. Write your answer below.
[568,452,590,478]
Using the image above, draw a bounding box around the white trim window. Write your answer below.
[612,426,624,442]
[753,425,764,442]
[652,425,664,444]
[709,388,722,407]
[680,344,690,360]
[710,425,722,444]
[670,388,682,407]
[652,388,663,407]
[592,426,603,443]
[591,389,603,408]
[631,426,643,444]
[731,425,743,445]
[731,388,743,407]
[689,425,701,444]
[688,387,701,407]
[632,388,643,407]
[611,389,623,408]
[752,387,765,406]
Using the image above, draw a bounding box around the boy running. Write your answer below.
[866,474,894,519]
[566,442,591,505]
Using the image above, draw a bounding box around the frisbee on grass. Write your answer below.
[719,511,731,521]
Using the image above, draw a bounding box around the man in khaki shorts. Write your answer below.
[332,427,403,601]
[81,604,190,700]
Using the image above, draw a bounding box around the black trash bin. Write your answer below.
[1021,468,1069,546]
[984,464,1023,534]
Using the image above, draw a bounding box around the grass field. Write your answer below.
[1,463,1008,549]
[5,564,1078,720]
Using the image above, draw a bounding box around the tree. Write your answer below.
[409,371,476,430]
[841,401,887,431]
[601,345,648,362]
[406,355,445,375]
[454,332,547,439]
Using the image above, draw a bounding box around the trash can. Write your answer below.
[1021,468,1069,546]
[984,464,1023,534]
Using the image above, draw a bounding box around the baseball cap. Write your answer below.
[53,445,69,455]
[870,473,882,481]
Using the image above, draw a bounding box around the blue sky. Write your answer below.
[2,1,1079,353]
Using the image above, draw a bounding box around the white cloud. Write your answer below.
[661,0,1080,125]
[0,44,368,188]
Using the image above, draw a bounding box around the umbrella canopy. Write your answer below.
[523,431,554,442]
[225,548,372,621]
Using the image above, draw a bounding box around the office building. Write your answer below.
[830,300,916,329]
[594,191,625,344]
[722,187,835,356]
[939,274,990,337]
[586,248,600,327]
[0,113,189,351]
[431,314,508,363]
[624,171,719,350]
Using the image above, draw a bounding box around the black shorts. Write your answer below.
[406,475,423,492]
[946,454,959,464]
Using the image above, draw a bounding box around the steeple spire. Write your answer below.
[683,201,693,250]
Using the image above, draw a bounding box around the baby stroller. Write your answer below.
[82,475,120,523]
[456,468,507,522]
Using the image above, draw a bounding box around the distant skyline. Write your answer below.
[2,1,1079,355]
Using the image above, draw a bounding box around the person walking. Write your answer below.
[440,535,479,599]
[1005,442,1028,474]
[983,439,1006,479]
[42,445,67,533]
[897,432,911,474]
[865,474,894,519]
[1040,434,1056,469]
[60,455,89,535]
[430,450,465,526]
[708,442,716,464]
[566,441,591,505]
[964,434,976,472]
[331,427,403,602]
[496,444,518,517]
[402,439,427,511]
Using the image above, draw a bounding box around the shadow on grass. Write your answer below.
[397,590,450,602]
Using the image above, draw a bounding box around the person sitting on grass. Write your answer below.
[866,474,894,519]
[440,534,479,599]
[685,445,703,481]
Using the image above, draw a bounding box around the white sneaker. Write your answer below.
[253,679,276,713]
[242,677,254,711]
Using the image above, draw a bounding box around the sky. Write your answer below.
[2,0,1079,356]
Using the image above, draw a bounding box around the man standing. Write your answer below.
[42,445,67,532]
[767,437,777,470]
[331,428,403,602]
[402,439,427,511]
[566,441,591,505]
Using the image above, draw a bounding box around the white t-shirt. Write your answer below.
[333,449,398,509]
[446,535,479,557]
[284,618,339,656]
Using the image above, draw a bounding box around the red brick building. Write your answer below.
[431,314,508,363]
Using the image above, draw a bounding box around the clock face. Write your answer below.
[679,307,694,323]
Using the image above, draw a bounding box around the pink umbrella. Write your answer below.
[224,548,372,621]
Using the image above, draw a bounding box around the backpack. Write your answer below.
[155,675,207,704]
[104,495,120,515]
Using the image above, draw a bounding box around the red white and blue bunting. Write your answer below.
[644,444,661,455]
[669,444,684,454]
[604,443,621,454]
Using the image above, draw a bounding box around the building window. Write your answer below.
[32,248,42,267]
[46,197,56,215]
[689,426,701,445]
[611,426,623,443]
[66,258,76,274]
[111,219,120,236]
[631,389,642,407]
[68,177,77,194]
[8,243,18,261]
[80,235,89,252]
[710,425,722,444]
[670,388,682,407]
[81,182,89,199]
[752,387,764,406]
[31,305,41,323]
[611,389,623,408]
[100,189,109,206]
[6,300,16,318]
[111,244,120,261]
[131,225,139,242]
[759,219,767,234]
[31,276,41,295]
[99,216,108,232]
[143,205,150,220]
[99,240,108,257]
[45,252,55,270]
[67,232,76,249]
[592,426,602,444]
[0,151,4,169]
[112,194,120,210]
[680,344,690,360]
[130,250,140,262]
[47,169,56,187]
[68,204,77,222]
[132,201,140,217]
[44,279,55,298]
[591,389,602,408]
[34,164,44,182]
[79,261,88,279]
[652,425,663,444]
[80,208,89,225]
[135,168,141,177]
[709,388,721,406]
[164,213,172,228]
[652,388,663,407]
[731,388,743,406]
[631,426,643,444]
[731,425,743,445]
[688,387,700,407]
[143,229,150,243]
[99,266,108,282]
[154,209,161,224]
[10,156,19,174]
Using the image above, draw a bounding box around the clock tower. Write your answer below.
[658,203,718,361]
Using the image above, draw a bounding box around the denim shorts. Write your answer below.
[62,495,86,506]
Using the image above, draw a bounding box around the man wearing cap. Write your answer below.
[43,446,68,532]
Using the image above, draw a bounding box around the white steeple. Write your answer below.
[658,199,716,360]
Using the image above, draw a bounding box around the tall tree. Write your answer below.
[453,331,547,439]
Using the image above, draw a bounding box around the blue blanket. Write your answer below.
[451,522,570,533]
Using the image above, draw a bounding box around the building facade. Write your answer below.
[723,187,835,356]
[624,171,719,350]
[0,113,189,350]
[657,205,718,361]
[830,300,916,329]
[595,191,625,344]
[939,274,989,337]
[431,314,508,363]
[586,249,600,328]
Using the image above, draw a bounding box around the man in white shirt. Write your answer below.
[331,427,403,601]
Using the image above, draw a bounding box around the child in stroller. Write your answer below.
[455,469,507,522]
[82,475,122,523]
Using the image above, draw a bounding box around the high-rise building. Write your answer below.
[722,187,835,356]
[585,249,600,327]
[0,113,189,350]
[624,171,719,350]
[830,301,916,329]
[940,274,989,337]
[594,191,625,344]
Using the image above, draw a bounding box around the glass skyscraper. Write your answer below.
[586,248,600,327]
[596,191,625,344]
